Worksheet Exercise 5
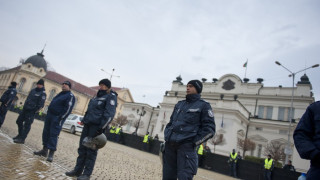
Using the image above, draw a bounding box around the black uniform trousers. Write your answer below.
[163,141,198,180]
[16,110,36,140]
[74,124,100,176]
[0,104,9,128]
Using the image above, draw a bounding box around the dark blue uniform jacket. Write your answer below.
[294,101,320,167]
[164,94,216,146]
[0,86,17,106]
[23,87,46,112]
[83,90,117,129]
[48,91,75,120]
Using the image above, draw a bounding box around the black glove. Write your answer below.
[95,128,104,136]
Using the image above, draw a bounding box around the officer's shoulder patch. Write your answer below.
[11,92,14,94]
[42,96,46,100]
[110,100,115,106]
[208,110,214,117]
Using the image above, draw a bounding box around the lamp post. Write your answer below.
[135,106,146,135]
[275,61,319,164]
[100,68,120,81]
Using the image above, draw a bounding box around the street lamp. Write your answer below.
[100,68,120,81]
[275,61,319,164]
[135,106,146,135]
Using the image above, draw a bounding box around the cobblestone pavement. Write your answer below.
[0,111,236,180]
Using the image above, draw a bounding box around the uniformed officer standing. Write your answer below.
[13,79,46,144]
[163,80,216,180]
[0,81,17,128]
[229,149,238,178]
[115,125,122,143]
[34,81,75,162]
[294,101,320,179]
[109,124,116,141]
[264,154,274,180]
[66,79,117,180]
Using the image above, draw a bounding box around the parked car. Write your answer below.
[62,114,84,134]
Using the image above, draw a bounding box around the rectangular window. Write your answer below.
[266,106,273,119]
[287,108,295,121]
[258,106,264,118]
[161,124,165,132]
[278,107,285,120]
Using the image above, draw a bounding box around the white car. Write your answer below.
[62,114,84,134]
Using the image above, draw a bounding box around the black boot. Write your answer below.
[65,170,82,177]
[34,147,48,157]
[12,135,20,140]
[13,138,25,144]
[77,175,90,180]
[46,150,54,162]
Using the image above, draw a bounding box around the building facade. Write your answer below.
[0,51,134,118]
[120,74,314,172]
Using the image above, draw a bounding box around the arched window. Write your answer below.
[18,78,26,91]
[48,89,56,101]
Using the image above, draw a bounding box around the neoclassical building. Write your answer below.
[120,74,314,172]
[0,50,134,118]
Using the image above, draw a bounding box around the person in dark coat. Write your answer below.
[283,160,296,172]
[0,81,17,128]
[163,80,216,180]
[13,79,46,144]
[65,79,117,180]
[293,101,320,179]
[34,81,75,162]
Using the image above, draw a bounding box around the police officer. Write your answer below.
[264,154,274,180]
[115,125,122,143]
[13,79,46,144]
[163,80,216,180]
[109,124,116,141]
[66,79,117,180]
[294,101,320,179]
[0,81,17,128]
[229,149,238,178]
[143,132,150,151]
[34,81,75,162]
[197,143,204,168]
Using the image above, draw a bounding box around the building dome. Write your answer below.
[24,51,47,71]
[298,74,310,84]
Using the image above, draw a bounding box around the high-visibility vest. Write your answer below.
[230,153,238,163]
[198,144,204,155]
[115,127,121,134]
[264,158,273,169]
[109,126,115,133]
[143,135,149,143]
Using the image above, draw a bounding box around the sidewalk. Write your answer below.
[0,111,236,180]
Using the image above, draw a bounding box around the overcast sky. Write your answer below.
[0,0,319,106]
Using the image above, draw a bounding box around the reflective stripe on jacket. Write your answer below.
[197,144,204,155]
[109,126,116,133]
[143,135,149,143]
[264,159,273,169]
[230,153,238,163]
[115,127,121,134]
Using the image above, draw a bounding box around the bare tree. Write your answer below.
[208,133,225,153]
[114,115,128,127]
[237,138,256,157]
[133,120,144,129]
[264,141,286,163]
